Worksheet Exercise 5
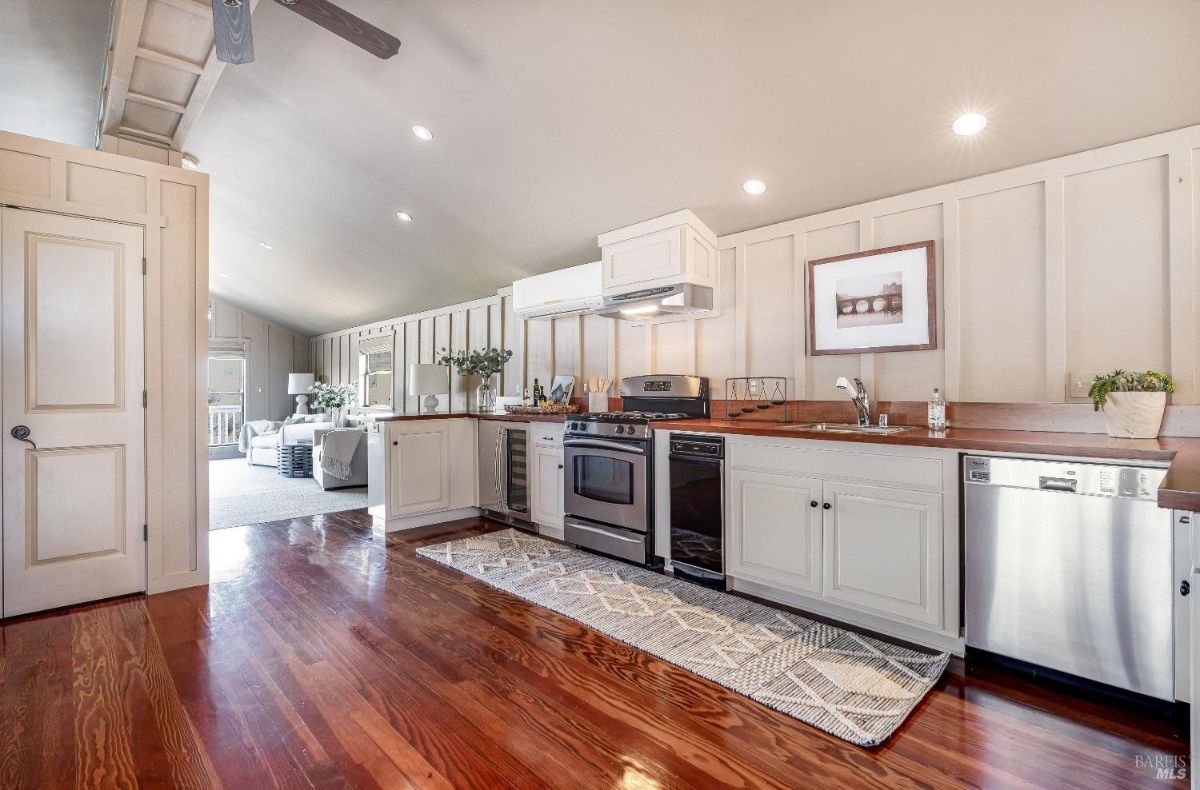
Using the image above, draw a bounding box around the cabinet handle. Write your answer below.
[822,502,831,510]
[809,500,818,508]
[392,440,398,446]
[558,464,563,469]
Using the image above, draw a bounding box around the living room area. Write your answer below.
[207,297,371,530]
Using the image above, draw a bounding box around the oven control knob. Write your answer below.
[614,425,625,434]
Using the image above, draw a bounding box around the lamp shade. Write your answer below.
[408,363,448,396]
[287,373,315,395]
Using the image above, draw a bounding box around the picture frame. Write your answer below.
[807,240,937,356]
[548,375,575,404]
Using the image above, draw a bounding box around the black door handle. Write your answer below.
[810,500,818,508]
[822,502,831,510]
[10,425,35,450]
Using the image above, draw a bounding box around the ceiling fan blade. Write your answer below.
[274,0,400,60]
[212,0,255,64]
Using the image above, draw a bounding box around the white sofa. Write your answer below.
[312,428,369,490]
[244,415,332,467]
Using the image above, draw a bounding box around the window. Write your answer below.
[207,356,245,446]
[361,347,393,408]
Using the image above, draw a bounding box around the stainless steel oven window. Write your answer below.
[564,442,648,532]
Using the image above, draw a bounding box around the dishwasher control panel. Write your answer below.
[963,456,1165,501]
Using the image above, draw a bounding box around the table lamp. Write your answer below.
[408,364,448,414]
[288,373,316,414]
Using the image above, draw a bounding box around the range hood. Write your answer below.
[597,283,714,321]
[513,261,604,319]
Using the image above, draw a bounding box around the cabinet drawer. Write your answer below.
[728,441,942,491]
[531,423,565,447]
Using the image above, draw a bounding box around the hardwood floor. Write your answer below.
[0,510,1187,788]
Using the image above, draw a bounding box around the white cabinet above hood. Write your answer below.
[596,209,719,321]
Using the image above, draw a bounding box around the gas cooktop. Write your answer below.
[575,411,690,423]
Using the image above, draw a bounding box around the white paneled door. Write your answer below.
[1,209,146,617]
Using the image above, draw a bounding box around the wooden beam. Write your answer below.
[126,91,188,115]
[135,46,205,75]
[173,0,259,149]
[119,126,175,146]
[101,0,150,136]
[154,0,210,16]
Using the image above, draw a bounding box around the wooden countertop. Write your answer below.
[372,412,568,424]
[659,418,1200,511]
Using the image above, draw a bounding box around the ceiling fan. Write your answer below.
[211,0,400,65]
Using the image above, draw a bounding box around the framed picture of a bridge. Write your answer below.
[807,240,937,355]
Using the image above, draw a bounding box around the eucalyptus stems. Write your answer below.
[436,347,513,378]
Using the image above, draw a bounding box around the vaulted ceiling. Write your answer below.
[5,1,1200,337]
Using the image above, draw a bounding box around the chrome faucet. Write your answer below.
[835,376,871,426]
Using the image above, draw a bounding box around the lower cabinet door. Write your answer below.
[531,444,565,529]
[390,425,451,516]
[727,468,823,594]
[822,480,942,626]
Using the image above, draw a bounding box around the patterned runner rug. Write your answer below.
[418,528,949,747]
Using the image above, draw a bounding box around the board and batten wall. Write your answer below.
[209,298,311,421]
[0,129,209,593]
[314,124,1200,408]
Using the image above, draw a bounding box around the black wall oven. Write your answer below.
[668,434,725,585]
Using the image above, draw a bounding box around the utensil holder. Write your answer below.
[588,393,609,413]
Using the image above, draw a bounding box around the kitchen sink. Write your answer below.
[779,422,920,435]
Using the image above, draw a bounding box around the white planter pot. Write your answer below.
[1102,391,1167,439]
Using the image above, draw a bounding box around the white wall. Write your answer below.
[209,298,310,420]
[314,124,1200,407]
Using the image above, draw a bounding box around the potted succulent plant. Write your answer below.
[1088,369,1174,439]
[437,346,514,413]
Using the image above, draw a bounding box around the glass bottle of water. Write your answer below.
[928,388,947,431]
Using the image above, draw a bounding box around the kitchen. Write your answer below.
[352,128,1200,765]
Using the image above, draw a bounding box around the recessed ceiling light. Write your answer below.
[258,241,273,250]
[396,211,413,222]
[412,125,433,141]
[180,154,200,170]
[953,112,987,136]
[742,179,766,195]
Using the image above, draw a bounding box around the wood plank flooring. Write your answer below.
[0,509,1188,788]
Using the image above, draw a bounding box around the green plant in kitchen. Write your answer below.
[1087,369,1174,439]
[1087,370,1174,411]
[437,347,514,412]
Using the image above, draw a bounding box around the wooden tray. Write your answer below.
[503,404,581,415]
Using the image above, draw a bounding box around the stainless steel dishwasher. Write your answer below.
[963,455,1174,701]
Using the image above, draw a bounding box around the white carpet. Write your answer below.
[209,458,367,530]
[419,529,949,747]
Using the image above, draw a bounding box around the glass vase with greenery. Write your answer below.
[436,347,514,413]
[310,381,358,427]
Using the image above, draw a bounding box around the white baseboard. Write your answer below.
[372,507,481,534]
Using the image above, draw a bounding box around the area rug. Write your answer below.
[209,458,367,530]
[418,528,949,747]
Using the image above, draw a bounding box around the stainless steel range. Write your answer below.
[563,375,709,565]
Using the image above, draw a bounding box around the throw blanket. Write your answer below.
[320,429,362,480]
[238,420,280,453]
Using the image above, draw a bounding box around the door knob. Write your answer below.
[10,425,36,449]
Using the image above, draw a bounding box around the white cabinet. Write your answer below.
[530,424,566,537]
[531,444,565,533]
[368,418,477,533]
[822,481,943,627]
[597,209,718,296]
[727,469,823,594]
[389,427,450,516]
[721,434,960,653]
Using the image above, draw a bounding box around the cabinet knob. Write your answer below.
[392,440,398,446]
[809,500,818,508]
[558,464,564,469]
[822,502,831,510]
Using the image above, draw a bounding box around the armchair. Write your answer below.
[312,427,369,490]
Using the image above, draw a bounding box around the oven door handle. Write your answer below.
[563,439,645,454]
